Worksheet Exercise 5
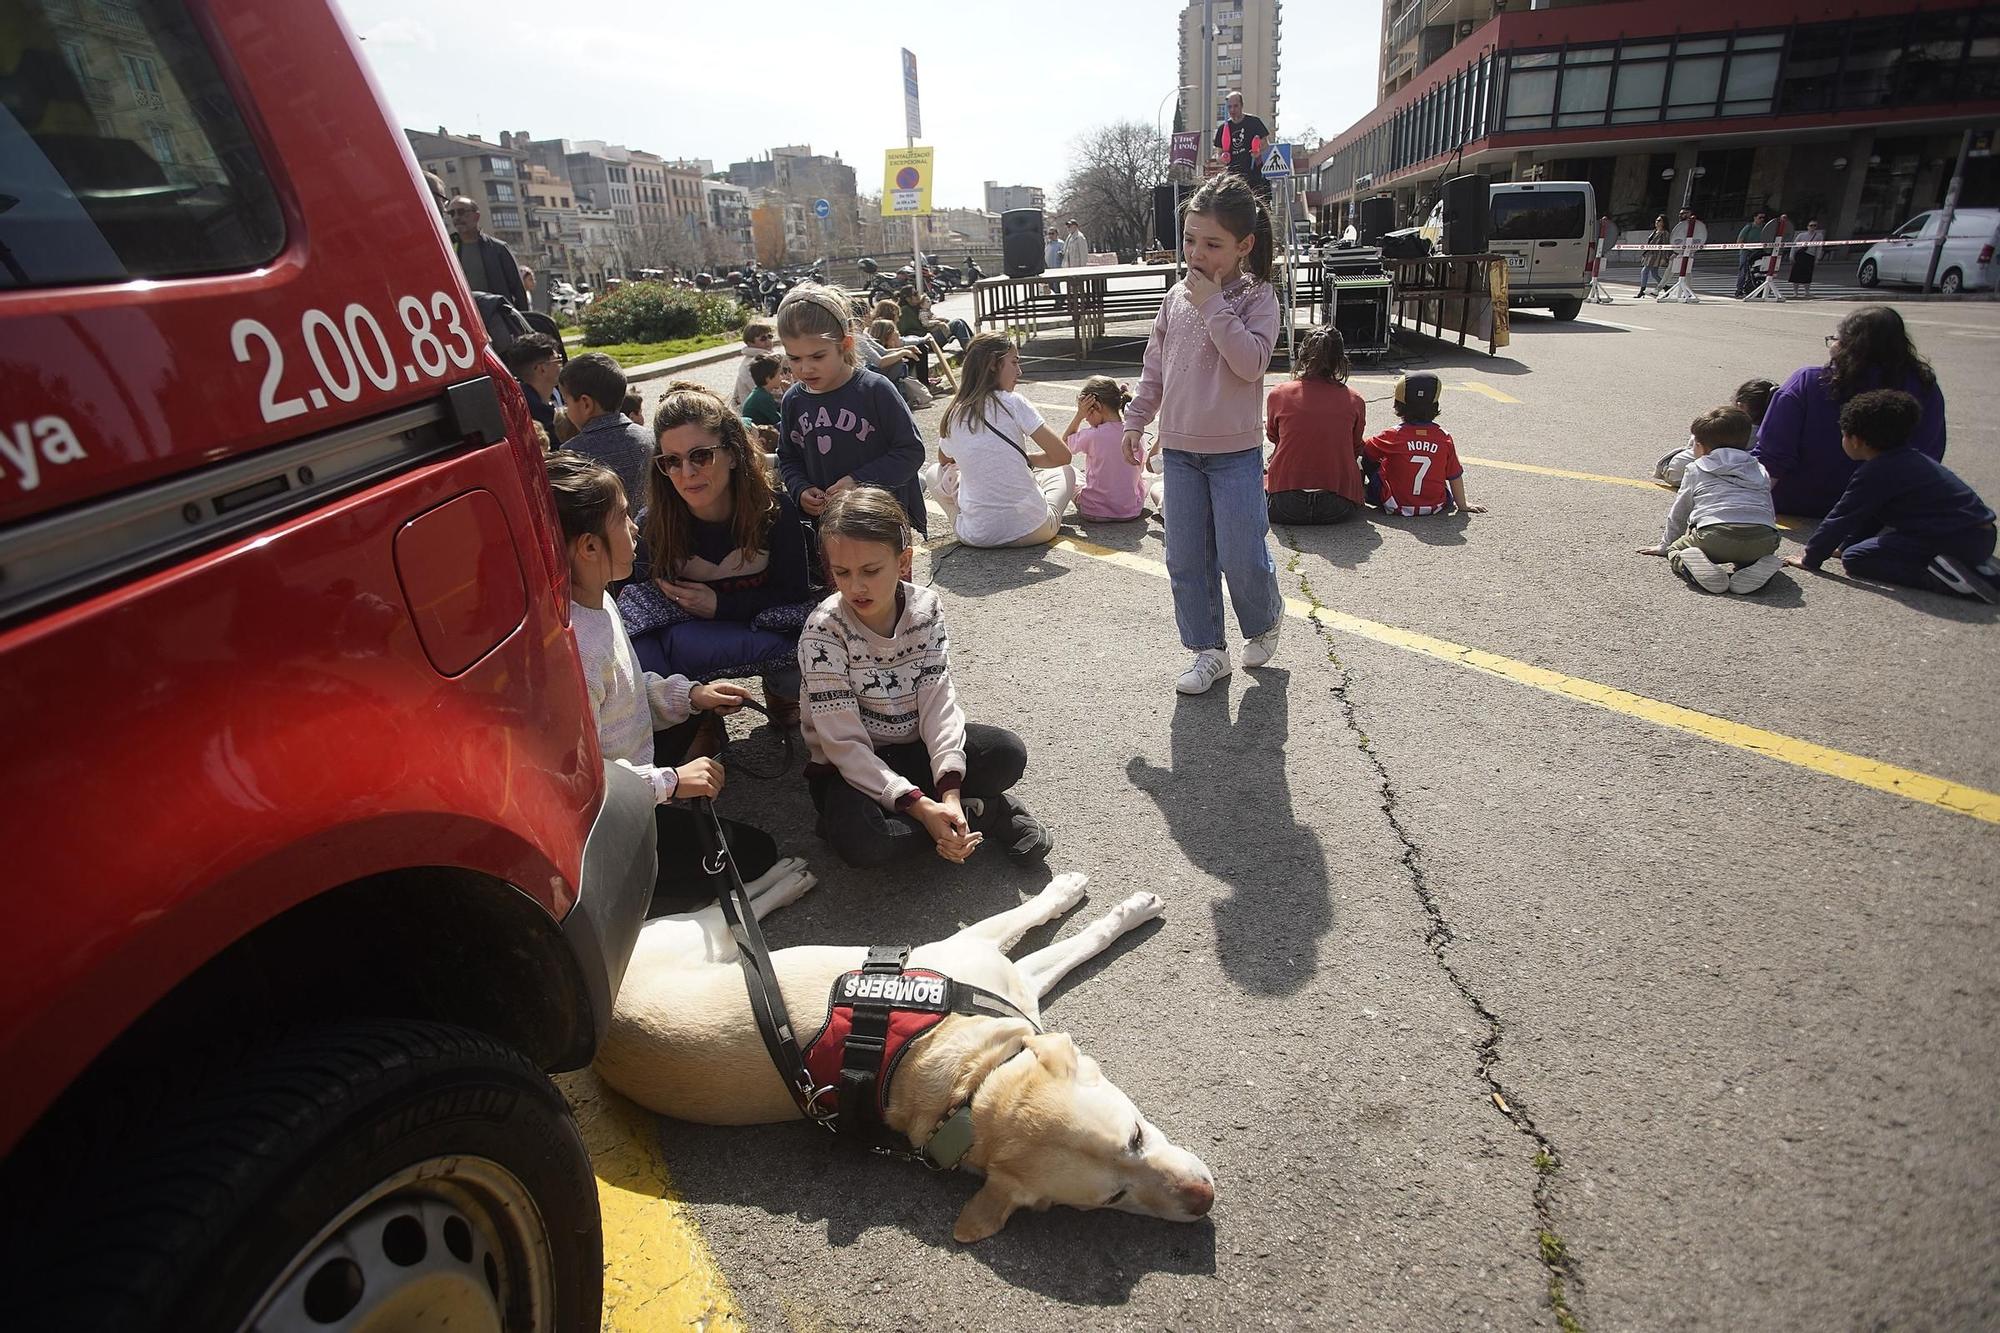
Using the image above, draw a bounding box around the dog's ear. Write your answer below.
[953,1174,1025,1244]
[1023,1032,1077,1079]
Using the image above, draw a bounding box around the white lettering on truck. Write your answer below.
[1,416,86,492]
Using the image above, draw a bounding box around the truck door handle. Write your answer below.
[1538,241,1559,247]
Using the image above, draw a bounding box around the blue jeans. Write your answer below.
[1162,447,1283,651]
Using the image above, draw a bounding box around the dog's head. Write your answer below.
[954,1033,1215,1243]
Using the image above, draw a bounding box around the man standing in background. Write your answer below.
[1213,91,1272,199]
[1062,217,1091,267]
[447,196,530,310]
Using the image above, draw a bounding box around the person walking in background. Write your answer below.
[1735,210,1770,298]
[1044,227,1065,271]
[446,197,529,310]
[1121,174,1283,695]
[1062,218,1091,268]
[1789,218,1825,298]
[1212,91,1272,200]
[1637,216,1671,297]
[1755,306,1947,517]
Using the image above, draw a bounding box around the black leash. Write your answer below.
[691,797,835,1128]
[708,695,798,782]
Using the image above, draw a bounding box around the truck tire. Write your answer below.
[8,1021,601,1333]
[1551,297,1583,321]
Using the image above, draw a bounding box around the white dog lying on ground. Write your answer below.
[596,862,1216,1241]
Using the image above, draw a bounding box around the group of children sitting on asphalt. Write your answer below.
[539,202,1995,918]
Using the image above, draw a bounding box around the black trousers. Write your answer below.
[1268,489,1359,525]
[807,722,1028,868]
[648,719,777,913]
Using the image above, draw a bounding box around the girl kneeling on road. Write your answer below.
[798,485,1053,867]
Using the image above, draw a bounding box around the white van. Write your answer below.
[1486,181,1597,320]
[1857,208,2000,294]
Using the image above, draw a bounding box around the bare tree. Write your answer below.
[634,221,706,275]
[1055,121,1167,260]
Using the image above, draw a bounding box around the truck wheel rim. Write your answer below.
[240,1157,554,1333]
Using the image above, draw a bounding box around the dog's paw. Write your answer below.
[1042,871,1089,912]
[1115,891,1165,927]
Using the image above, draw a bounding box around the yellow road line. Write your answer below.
[1458,454,1661,491]
[1457,380,1519,403]
[1048,535,2000,826]
[557,1069,744,1331]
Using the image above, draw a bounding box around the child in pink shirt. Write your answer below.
[1063,376,1145,521]
[1120,174,1282,695]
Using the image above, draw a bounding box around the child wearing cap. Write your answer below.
[1363,373,1485,517]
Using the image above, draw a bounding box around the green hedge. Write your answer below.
[579,283,748,347]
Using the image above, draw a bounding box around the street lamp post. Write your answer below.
[1159,84,1193,264]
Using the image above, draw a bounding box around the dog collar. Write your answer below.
[919,1046,1031,1171]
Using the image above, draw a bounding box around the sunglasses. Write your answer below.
[657,445,722,474]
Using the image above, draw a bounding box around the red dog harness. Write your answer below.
[801,945,1039,1168]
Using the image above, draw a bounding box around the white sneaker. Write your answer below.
[1670,547,1730,593]
[1728,553,1785,594]
[1175,649,1231,695]
[1242,618,1282,668]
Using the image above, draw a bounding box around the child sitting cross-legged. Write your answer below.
[798,484,1053,867]
[920,332,1077,548]
[1785,389,1999,603]
[1364,372,1486,517]
[1640,405,1783,594]
[546,451,789,909]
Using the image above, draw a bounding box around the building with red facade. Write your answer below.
[1306,0,1999,241]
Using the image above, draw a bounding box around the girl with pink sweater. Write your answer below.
[1120,175,1283,695]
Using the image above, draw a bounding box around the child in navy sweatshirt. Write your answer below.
[1787,389,1998,603]
[773,284,927,536]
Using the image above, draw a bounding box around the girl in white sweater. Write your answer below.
[797,485,1052,867]
[548,451,788,906]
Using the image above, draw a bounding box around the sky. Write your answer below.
[335,0,1380,209]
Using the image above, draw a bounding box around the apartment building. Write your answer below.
[983,182,1047,215]
[1308,0,2000,242]
[1177,0,1284,147]
[727,145,860,249]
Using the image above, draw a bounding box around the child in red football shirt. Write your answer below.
[1363,372,1486,516]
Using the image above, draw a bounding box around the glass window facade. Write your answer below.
[1315,7,1995,197]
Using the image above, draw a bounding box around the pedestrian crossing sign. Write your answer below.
[1262,143,1293,178]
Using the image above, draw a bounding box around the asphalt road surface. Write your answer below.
[625,288,2000,1331]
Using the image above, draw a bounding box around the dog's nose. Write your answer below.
[1178,1178,1215,1216]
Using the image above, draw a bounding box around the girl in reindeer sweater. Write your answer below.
[798,485,1052,869]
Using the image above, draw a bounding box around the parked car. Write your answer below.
[1857,208,2000,293]
[1423,180,1598,319]
[0,3,654,1330]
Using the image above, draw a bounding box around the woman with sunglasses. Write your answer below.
[1753,306,1947,518]
[617,381,815,746]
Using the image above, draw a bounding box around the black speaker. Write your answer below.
[1152,184,1178,250]
[1357,196,1396,246]
[1001,208,1045,278]
[1441,174,1490,255]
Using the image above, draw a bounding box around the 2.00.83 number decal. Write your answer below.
[230,291,476,424]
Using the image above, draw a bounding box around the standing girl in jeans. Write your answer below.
[1120,173,1283,695]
